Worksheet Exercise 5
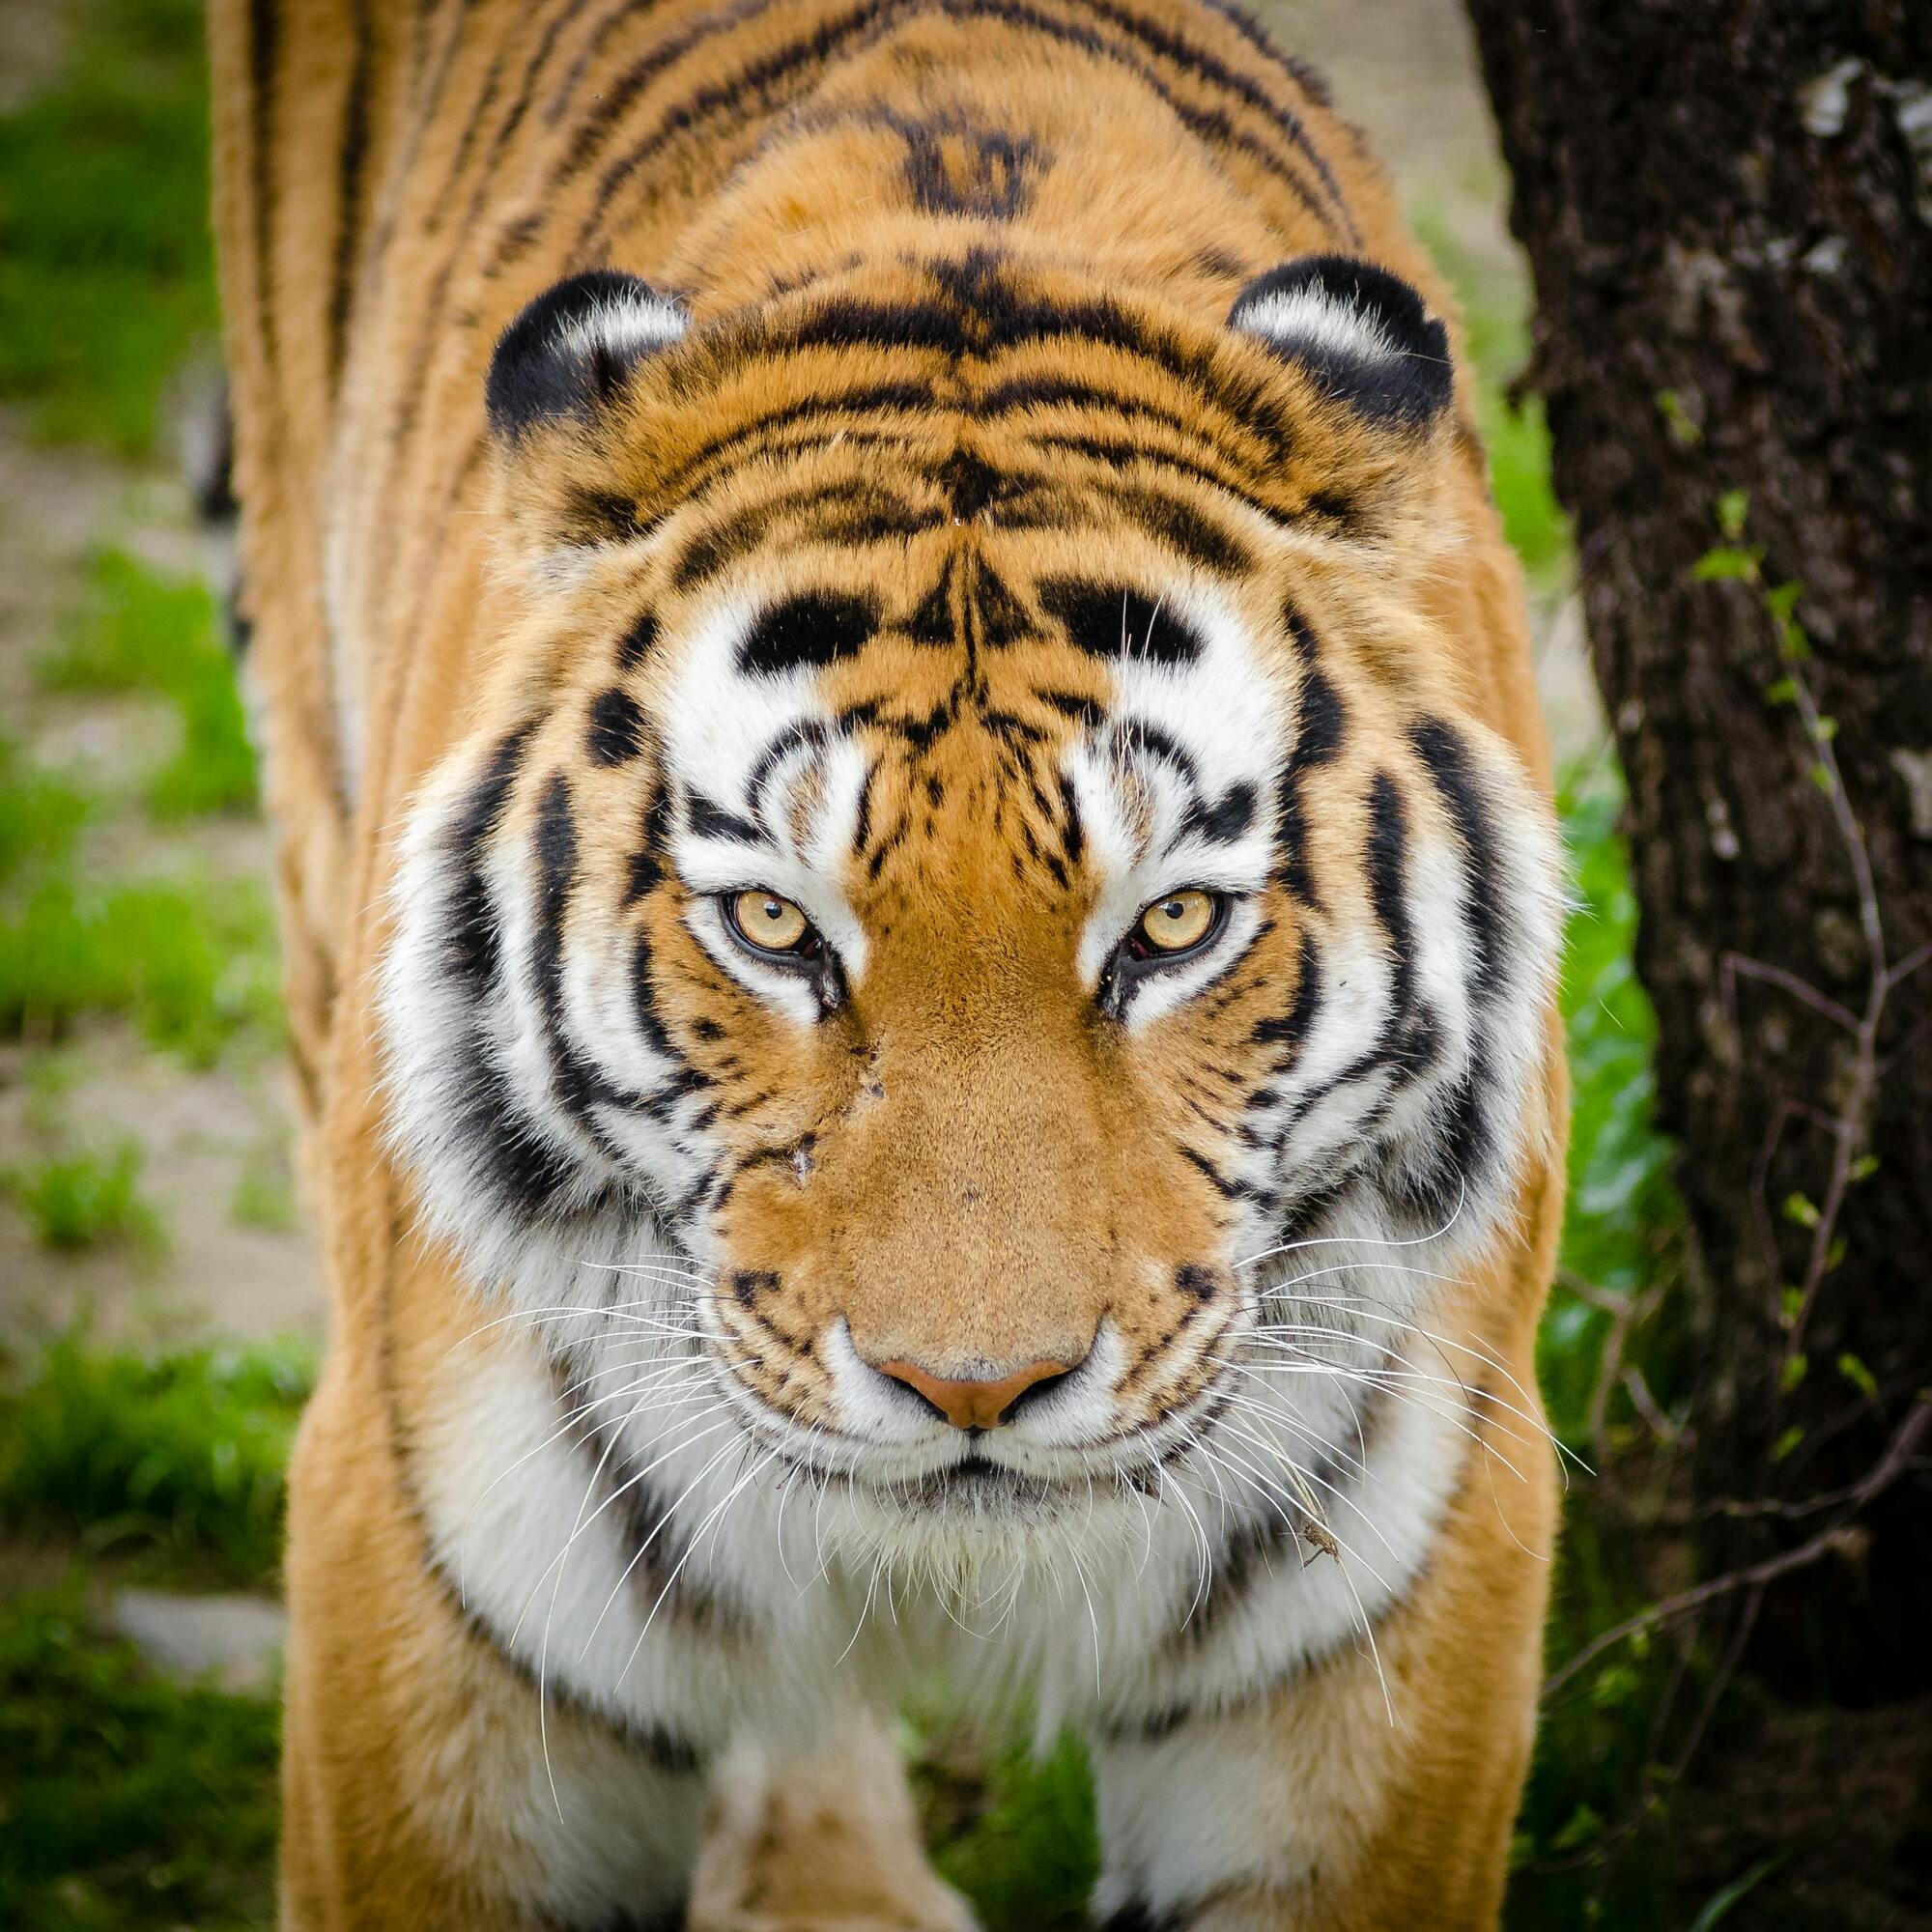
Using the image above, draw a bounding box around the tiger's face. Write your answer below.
[382,252,1561,1560]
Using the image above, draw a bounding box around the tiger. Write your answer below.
[208,0,1570,1925]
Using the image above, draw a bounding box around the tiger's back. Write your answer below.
[211,3,1565,1927]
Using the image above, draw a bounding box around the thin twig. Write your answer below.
[1544,1397,1929,1704]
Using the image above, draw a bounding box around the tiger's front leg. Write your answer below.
[688,1716,978,1932]
[1088,1432,1554,1932]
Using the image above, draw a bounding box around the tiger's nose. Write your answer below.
[874,1355,1078,1432]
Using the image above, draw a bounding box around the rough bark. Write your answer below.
[1463,0,1932,1695]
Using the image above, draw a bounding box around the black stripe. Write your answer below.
[1407,718,1506,996]
[746,719,831,820]
[570,0,878,255]
[588,687,646,766]
[624,783,672,907]
[531,774,636,1145]
[384,0,601,469]
[1118,719,1199,782]
[327,0,373,387]
[737,591,880,676]
[1182,780,1258,845]
[979,372,1294,475]
[640,384,936,509]
[950,0,1343,237]
[616,610,660,671]
[1039,581,1203,664]
[1251,928,1321,1055]
[1364,772,1415,1024]
[1033,432,1293,529]
[1115,482,1253,573]
[247,0,280,373]
[1273,610,1345,905]
[443,723,537,986]
[1096,1906,1183,1932]
[571,0,1344,265]
[671,483,939,591]
[1058,773,1085,866]
[423,43,508,237]
[687,792,767,845]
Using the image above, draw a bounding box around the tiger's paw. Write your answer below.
[687,1717,979,1932]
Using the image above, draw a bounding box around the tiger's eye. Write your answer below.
[730,890,810,952]
[1139,890,1216,952]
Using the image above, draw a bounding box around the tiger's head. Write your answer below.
[381,250,1562,1571]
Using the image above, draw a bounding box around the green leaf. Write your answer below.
[1779,1286,1804,1326]
[1764,677,1798,704]
[1779,1353,1808,1395]
[1549,1803,1605,1852]
[1714,489,1750,538]
[1851,1153,1880,1181]
[1772,1424,1804,1463]
[1692,546,1764,582]
[1590,1662,1639,1710]
[1764,581,1804,620]
[1837,1352,1879,1400]
[1657,388,1704,446]
[1781,1192,1820,1229]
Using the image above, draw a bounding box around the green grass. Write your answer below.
[0,1331,314,1584]
[0,738,92,888]
[2,1137,164,1255]
[0,1581,279,1932]
[0,0,217,454]
[0,869,282,1065]
[41,547,258,819]
[0,555,276,1064]
[923,1725,1098,1930]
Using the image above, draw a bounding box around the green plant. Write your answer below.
[0,0,217,454]
[40,548,256,818]
[0,1582,279,1932]
[924,1726,1098,1931]
[0,739,92,889]
[2,1138,164,1255]
[1541,761,1684,1444]
[0,1331,315,1583]
[0,871,281,1064]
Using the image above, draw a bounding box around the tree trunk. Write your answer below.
[1463,0,1932,1697]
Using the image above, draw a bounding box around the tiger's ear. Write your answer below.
[485,270,689,441]
[1228,255,1451,429]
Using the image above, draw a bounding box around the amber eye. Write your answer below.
[726,889,815,956]
[1137,890,1218,954]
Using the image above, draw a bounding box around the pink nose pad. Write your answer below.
[874,1356,1077,1432]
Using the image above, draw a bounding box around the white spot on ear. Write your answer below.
[1233,283,1402,367]
[557,289,688,362]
